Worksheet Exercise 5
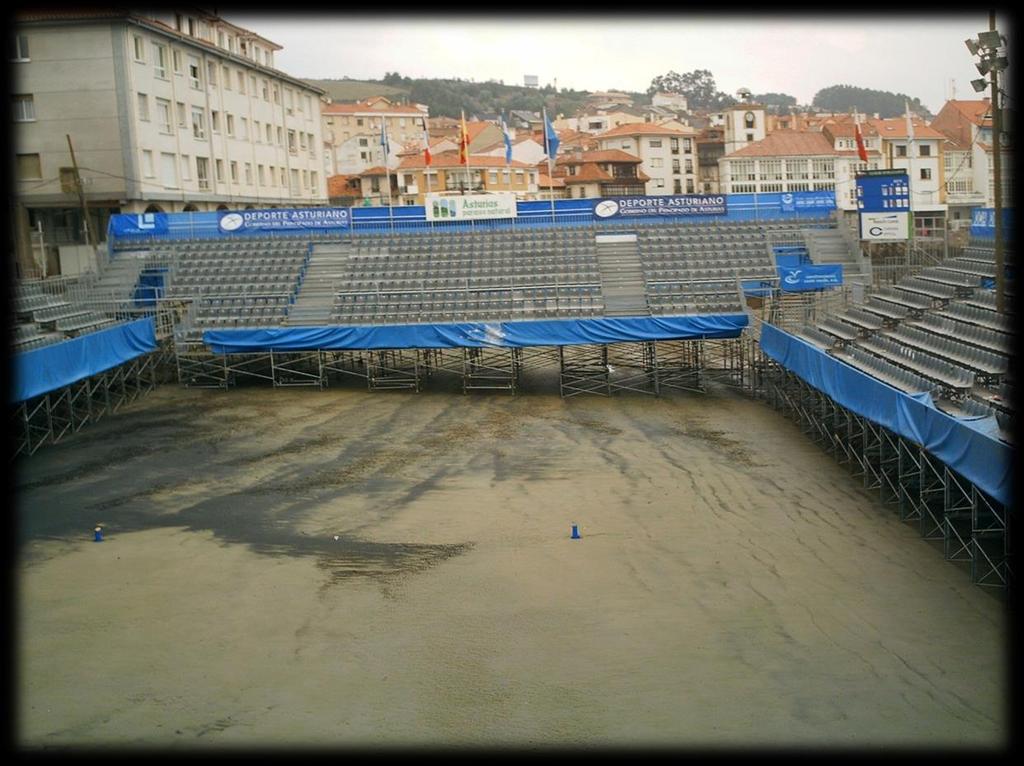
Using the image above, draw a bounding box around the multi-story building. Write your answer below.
[553,149,649,199]
[357,152,539,206]
[322,96,428,175]
[12,8,328,272]
[868,115,947,234]
[595,123,700,195]
[929,99,1011,229]
[722,102,767,155]
[695,126,725,193]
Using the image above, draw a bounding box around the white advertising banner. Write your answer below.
[860,211,910,241]
[426,192,518,221]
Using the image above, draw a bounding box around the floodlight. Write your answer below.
[977,59,992,76]
[993,55,1009,70]
[978,30,1002,48]
[972,77,989,92]
[965,38,981,55]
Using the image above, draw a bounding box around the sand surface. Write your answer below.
[15,379,1006,749]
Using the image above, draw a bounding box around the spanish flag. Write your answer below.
[422,117,432,166]
[459,110,470,165]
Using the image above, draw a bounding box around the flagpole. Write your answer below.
[544,108,555,223]
[381,119,393,231]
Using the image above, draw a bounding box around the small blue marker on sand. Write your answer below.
[94,526,103,542]
[571,523,581,540]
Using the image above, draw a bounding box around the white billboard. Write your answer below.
[860,211,910,241]
[426,193,518,222]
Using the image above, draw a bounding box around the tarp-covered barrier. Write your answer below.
[760,323,1011,507]
[204,313,749,354]
[11,317,158,404]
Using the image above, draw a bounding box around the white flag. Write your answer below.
[905,101,915,144]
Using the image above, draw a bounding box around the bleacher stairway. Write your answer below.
[594,235,650,317]
[93,251,149,308]
[286,243,352,325]
[803,227,871,288]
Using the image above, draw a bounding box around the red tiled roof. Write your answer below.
[597,122,692,138]
[948,100,993,126]
[537,174,565,188]
[724,131,837,158]
[556,149,643,166]
[867,117,946,140]
[563,164,650,184]
[359,166,388,177]
[327,175,360,196]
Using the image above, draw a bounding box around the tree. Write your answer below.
[647,69,735,110]
[752,92,798,114]
[812,84,929,118]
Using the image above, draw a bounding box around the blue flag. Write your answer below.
[542,108,559,158]
[500,112,513,165]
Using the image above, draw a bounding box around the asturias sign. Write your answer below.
[593,194,727,219]
[217,207,349,233]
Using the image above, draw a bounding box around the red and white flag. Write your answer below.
[854,114,869,163]
[421,118,432,166]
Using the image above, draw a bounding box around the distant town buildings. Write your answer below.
[322,96,428,175]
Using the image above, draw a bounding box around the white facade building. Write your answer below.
[12,8,328,271]
[596,123,700,195]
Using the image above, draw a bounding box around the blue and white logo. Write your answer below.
[219,212,245,232]
[780,193,794,205]
[136,213,158,230]
[783,269,802,285]
[594,200,620,218]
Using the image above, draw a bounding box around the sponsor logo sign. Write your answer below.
[860,211,910,241]
[216,207,350,233]
[778,264,844,292]
[593,194,727,219]
[110,212,169,236]
[426,193,518,221]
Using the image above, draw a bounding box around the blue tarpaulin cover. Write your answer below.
[203,314,749,353]
[760,323,1011,506]
[11,317,157,404]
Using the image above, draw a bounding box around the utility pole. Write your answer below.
[66,134,97,249]
[988,11,1005,315]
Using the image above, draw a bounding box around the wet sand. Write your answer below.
[15,378,1006,749]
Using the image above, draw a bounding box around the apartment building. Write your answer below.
[358,152,539,206]
[595,123,700,195]
[322,96,428,175]
[554,149,649,199]
[12,8,328,270]
[868,115,948,233]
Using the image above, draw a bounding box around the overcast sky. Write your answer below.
[230,13,1011,114]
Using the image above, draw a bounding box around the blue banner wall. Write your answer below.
[778,264,844,292]
[11,317,158,404]
[759,323,1011,506]
[203,313,748,354]
[970,207,1014,239]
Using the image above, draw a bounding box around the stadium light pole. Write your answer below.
[966,13,1008,315]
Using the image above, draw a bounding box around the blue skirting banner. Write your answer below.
[759,323,1011,506]
[203,313,749,354]
[778,264,844,291]
[11,317,158,403]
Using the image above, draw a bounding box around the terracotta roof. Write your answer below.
[537,174,565,188]
[597,122,693,138]
[723,131,838,158]
[948,100,993,126]
[563,164,650,184]
[819,117,880,138]
[867,117,946,141]
[556,149,643,166]
[323,101,426,116]
[396,151,533,170]
[327,174,360,196]
[359,166,389,177]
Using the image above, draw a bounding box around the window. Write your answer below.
[239,117,248,140]
[280,168,286,187]
[488,170,498,184]
[673,179,682,194]
[358,137,368,147]
[265,124,273,143]
[137,92,149,121]
[276,126,283,146]
[685,159,693,174]
[181,154,191,180]
[16,153,42,179]
[142,150,155,177]
[258,164,265,186]
[160,152,177,187]
[515,170,524,184]
[207,61,217,87]
[654,178,665,188]
[683,138,692,153]
[237,70,245,93]
[254,120,261,142]
[244,163,252,185]
[299,132,307,151]
[919,144,931,157]
[290,168,299,193]
[172,49,182,74]
[249,74,256,94]
[153,43,167,78]
[621,141,630,149]
[920,167,932,180]
[156,98,171,133]
[649,139,662,148]
[191,108,206,139]
[262,79,269,101]
[196,156,209,189]
[13,94,35,121]
[686,179,695,193]
[12,33,29,61]
[357,118,364,127]
[272,84,280,104]
[311,171,318,189]
[188,56,201,89]
[896,145,907,157]
[226,113,234,137]
[133,35,146,62]
[746,133,754,142]
[211,110,220,132]
[301,169,307,189]
[650,158,663,168]
[288,130,296,153]
[230,161,238,182]
[811,158,835,179]
[215,159,224,181]
[222,65,231,89]
[176,101,186,128]
[671,159,681,173]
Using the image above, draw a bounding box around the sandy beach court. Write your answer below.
[15,381,1006,749]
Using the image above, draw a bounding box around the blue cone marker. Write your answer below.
[94,526,103,542]
[571,523,581,540]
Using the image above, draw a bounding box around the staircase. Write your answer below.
[285,242,352,325]
[92,250,149,308]
[803,226,871,288]
[594,234,649,317]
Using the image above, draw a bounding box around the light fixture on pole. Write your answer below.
[971,77,989,92]
[965,37,980,55]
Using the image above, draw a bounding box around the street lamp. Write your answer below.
[965,16,1010,315]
